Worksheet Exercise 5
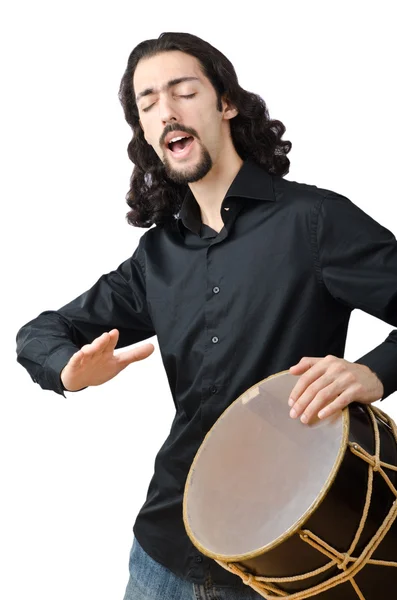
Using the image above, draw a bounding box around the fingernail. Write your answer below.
[288,397,294,407]
[290,408,297,418]
[318,410,325,419]
[301,414,308,424]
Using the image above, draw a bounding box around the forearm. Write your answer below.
[16,253,155,396]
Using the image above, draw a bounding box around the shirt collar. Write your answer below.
[177,158,275,235]
[221,157,276,202]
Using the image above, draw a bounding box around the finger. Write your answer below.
[68,348,84,366]
[289,357,322,374]
[88,330,119,358]
[93,330,117,349]
[298,378,351,423]
[290,373,338,419]
[289,360,331,407]
[86,333,108,354]
[106,329,120,350]
[117,343,155,368]
[83,331,118,356]
[317,389,353,420]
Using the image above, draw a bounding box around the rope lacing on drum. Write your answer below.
[337,553,350,571]
[216,405,397,600]
[241,573,254,585]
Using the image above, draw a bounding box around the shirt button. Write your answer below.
[195,556,203,563]
[210,385,218,394]
[211,336,219,344]
[213,286,220,294]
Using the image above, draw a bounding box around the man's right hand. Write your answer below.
[60,329,154,391]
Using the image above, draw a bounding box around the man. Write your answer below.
[16,32,397,600]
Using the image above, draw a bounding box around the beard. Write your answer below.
[163,142,213,185]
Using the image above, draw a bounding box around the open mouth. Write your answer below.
[167,135,195,155]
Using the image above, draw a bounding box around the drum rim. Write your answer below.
[183,369,350,562]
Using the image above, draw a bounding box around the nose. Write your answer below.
[159,95,180,126]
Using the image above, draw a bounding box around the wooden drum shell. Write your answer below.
[183,372,397,599]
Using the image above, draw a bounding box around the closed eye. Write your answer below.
[142,93,197,113]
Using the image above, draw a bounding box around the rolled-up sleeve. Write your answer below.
[315,191,397,400]
[16,243,155,397]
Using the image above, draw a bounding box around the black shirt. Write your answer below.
[16,158,397,585]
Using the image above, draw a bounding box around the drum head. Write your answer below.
[183,371,348,560]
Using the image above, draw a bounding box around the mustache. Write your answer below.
[160,123,200,146]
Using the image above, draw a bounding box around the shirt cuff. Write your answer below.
[43,345,86,397]
[355,339,397,400]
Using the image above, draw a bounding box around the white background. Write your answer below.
[1,1,397,598]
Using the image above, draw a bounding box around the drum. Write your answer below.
[183,371,397,599]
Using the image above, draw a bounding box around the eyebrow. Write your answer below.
[135,76,201,103]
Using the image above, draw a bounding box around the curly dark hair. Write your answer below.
[118,32,292,228]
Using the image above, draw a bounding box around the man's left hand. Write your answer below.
[288,355,384,424]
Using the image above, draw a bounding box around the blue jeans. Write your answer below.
[123,538,263,600]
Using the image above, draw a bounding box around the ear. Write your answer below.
[222,96,239,120]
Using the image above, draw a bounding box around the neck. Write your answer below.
[187,145,244,233]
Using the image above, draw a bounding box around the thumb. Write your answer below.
[117,342,155,368]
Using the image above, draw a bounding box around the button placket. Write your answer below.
[202,244,224,421]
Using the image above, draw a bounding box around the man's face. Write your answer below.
[133,50,232,184]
